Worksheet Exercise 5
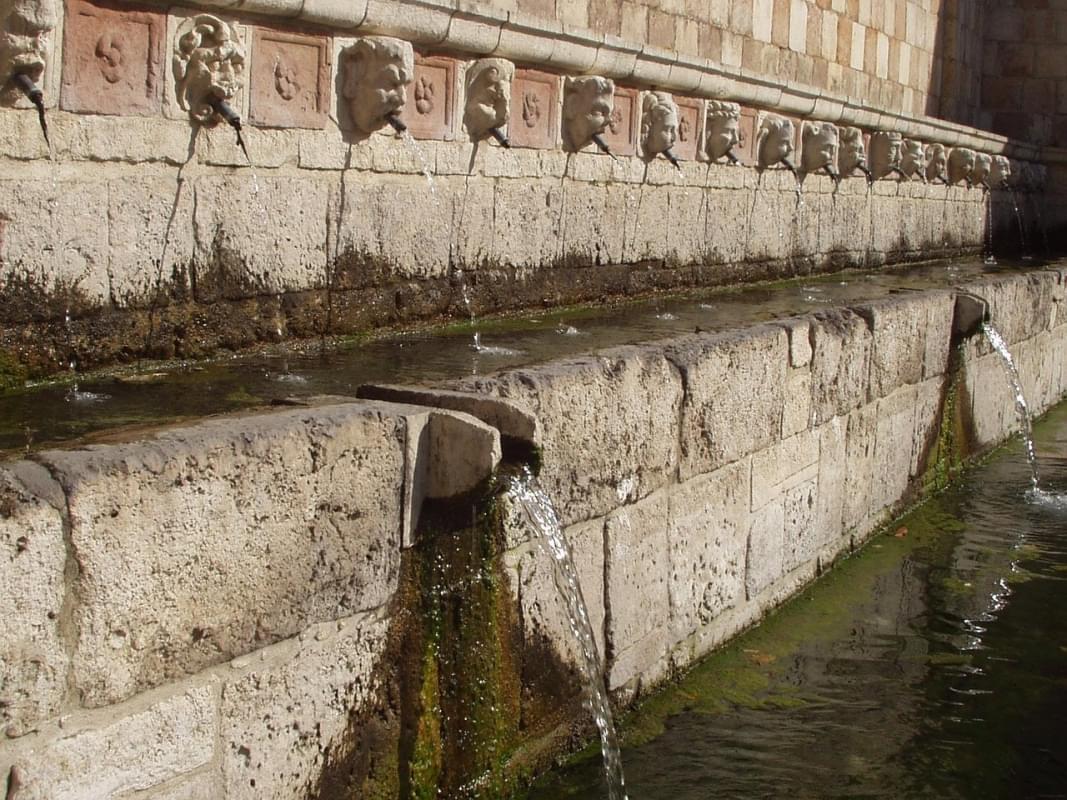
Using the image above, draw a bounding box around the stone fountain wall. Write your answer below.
[0,0,1050,378]
[2,267,1065,799]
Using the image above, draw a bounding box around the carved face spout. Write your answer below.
[801,122,838,175]
[703,101,741,162]
[562,76,614,152]
[948,147,976,186]
[641,91,678,158]
[174,14,245,122]
[464,58,513,141]
[838,127,867,177]
[926,143,947,183]
[870,131,903,179]
[972,153,992,187]
[992,156,1013,189]
[756,114,794,170]
[341,36,413,135]
[899,140,927,180]
[0,0,58,103]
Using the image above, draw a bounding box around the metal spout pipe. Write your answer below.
[725,149,740,165]
[663,148,682,169]
[13,72,48,145]
[385,113,407,135]
[857,164,873,183]
[781,157,797,178]
[591,132,617,161]
[822,164,839,181]
[489,126,511,148]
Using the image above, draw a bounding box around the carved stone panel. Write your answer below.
[735,106,757,165]
[248,27,330,129]
[508,68,559,150]
[598,85,638,157]
[672,96,702,162]
[398,54,457,140]
[61,0,165,116]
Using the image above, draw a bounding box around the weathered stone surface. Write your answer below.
[750,428,819,510]
[809,307,873,425]
[666,460,750,651]
[814,414,848,555]
[509,68,560,149]
[248,27,331,130]
[10,683,217,800]
[781,368,812,437]
[842,402,879,534]
[605,491,671,692]
[425,409,501,498]
[745,498,785,600]
[454,345,682,526]
[0,463,69,736]
[857,295,929,398]
[665,325,788,479]
[37,403,406,706]
[872,384,918,518]
[132,772,219,800]
[220,611,390,800]
[193,175,328,299]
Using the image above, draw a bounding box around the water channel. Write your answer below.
[526,403,1067,800]
[0,256,1053,455]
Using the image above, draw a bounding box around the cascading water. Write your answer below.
[1007,188,1030,259]
[983,193,996,265]
[980,322,1038,491]
[507,468,629,800]
[399,129,437,194]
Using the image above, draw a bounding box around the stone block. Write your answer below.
[453,345,682,527]
[55,114,193,165]
[135,772,219,800]
[37,403,406,706]
[107,177,195,305]
[750,428,819,510]
[0,463,69,737]
[193,174,328,299]
[60,0,166,116]
[666,460,750,650]
[248,27,331,130]
[809,307,873,425]
[9,683,217,800]
[782,318,812,367]
[911,377,944,478]
[490,179,563,269]
[745,496,784,599]
[873,385,919,516]
[814,414,847,555]
[665,185,706,264]
[398,54,460,140]
[0,178,111,305]
[605,491,671,691]
[509,68,560,149]
[782,474,818,571]
[922,291,955,379]
[857,295,928,398]
[220,612,390,800]
[599,85,639,157]
[781,368,812,437]
[665,325,789,479]
[623,183,671,263]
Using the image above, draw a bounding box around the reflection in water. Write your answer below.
[527,405,1067,800]
[0,257,1055,455]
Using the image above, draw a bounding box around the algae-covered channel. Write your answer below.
[528,404,1067,799]
[0,256,1052,455]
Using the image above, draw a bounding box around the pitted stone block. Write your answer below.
[809,308,873,425]
[36,403,406,706]
[60,0,165,116]
[248,27,331,129]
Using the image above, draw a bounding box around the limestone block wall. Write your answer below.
[1,269,1065,796]
[0,0,1048,379]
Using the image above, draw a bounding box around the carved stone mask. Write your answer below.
[341,36,413,135]
[899,140,927,180]
[0,0,58,104]
[972,153,992,187]
[562,75,614,152]
[925,143,947,183]
[991,156,1012,188]
[463,57,513,141]
[756,114,794,170]
[800,121,838,175]
[173,14,245,123]
[703,100,741,162]
[948,147,976,186]
[838,127,867,177]
[641,91,678,157]
[870,131,903,179]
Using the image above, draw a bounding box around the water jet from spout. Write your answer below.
[592,133,618,161]
[663,148,682,169]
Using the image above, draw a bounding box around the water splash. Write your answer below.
[507,468,628,800]
[470,333,520,356]
[981,322,1038,490]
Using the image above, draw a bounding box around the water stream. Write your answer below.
[981,322,1039,491]
[508,468,629,800]
[1007,188,1030,259]
[983,192,997,266]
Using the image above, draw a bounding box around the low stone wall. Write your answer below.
[2,268,1065,797]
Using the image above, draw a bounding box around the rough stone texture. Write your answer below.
[37,403,406,707]
[425,409,501,498]
[453,345,682,526]
[858,295,929,398]
[8,683,217,800]
[219,611,390,800]
[809,307,873,425]
[665,325,789,479]
[0,463,69,737]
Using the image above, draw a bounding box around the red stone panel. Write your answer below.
[736,106,758,165]
[600,86,638,157]
[509,68,559,149]
[398,54,458,140]
[673,96,702,162]
[249,27,330,129]
[60,0,165,116]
